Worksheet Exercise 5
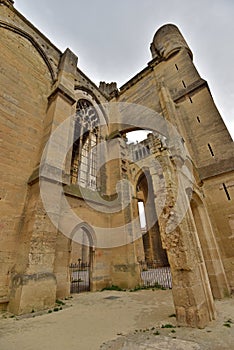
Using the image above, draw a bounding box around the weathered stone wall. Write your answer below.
[111,25,234,294]
[0,25,52,306]
[109,24,233,327]
[203,174,234,289]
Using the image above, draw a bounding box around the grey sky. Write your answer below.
[15,0,234,138]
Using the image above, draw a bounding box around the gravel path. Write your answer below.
[0,290,233,350]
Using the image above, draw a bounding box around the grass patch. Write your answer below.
[101,285,125,291]
[130,283,165,292]
[161,324,176,329]
[223,319,232,327]
[223,323,231,328]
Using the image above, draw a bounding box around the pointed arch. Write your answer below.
[70,222,97,248]
[189,190,230,298]
[71,99,100,189]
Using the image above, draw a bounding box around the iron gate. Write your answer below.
[70,258,90,293]
[139,261,172,289]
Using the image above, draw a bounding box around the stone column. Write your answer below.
[105,136,141,289]
[8,49,78,314]
[150,146,216,328]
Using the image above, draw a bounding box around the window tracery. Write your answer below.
[71,99,99,190]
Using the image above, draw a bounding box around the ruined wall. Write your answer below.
[111,24,234,292]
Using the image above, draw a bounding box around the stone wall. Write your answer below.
[0,20,52,307]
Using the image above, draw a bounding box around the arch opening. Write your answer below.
[136,171,168,267]
[69,226,95,293]
[190,193,230,299]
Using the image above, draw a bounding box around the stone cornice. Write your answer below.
[48,84,76,105]
[173,79,208,103]
[198,157,234,180]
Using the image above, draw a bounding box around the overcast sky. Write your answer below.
[15,0,234,139]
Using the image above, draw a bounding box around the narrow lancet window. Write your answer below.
[223,183,231,201]
[208,143,214,157]
[71,99,99,190]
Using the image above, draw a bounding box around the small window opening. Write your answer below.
[223,183,231,201]
[208,143,214,157]
[138,201,146,229]
[197,116,201,123]
[182,80,186,88]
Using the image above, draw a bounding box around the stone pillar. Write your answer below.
[150,147,216,328]
[8,49,78,314]
[104,136,141,289]
[8,182,58,314]
[45,49,77,299]
[53,234,71,299]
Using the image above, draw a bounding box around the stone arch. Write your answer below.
[53,223,97,298]
[70,222,97,249]
[0,22,56,81]
[190,191,230,298]
[74,85,108,125]
[134,167,168,266]
[69,222,96,292]
[133,166,149,185]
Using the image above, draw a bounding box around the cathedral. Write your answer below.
[0,0,233,328]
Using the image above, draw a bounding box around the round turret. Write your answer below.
[150,24,193,60]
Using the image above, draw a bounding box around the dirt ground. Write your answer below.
[0,290,233,350]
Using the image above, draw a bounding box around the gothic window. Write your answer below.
[71,99,99,190]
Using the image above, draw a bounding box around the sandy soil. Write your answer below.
[0,290,233,350]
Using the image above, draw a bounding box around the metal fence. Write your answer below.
[139,261,172,289]
[69,259,90,293]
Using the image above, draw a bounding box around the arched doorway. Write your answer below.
[137,170,168,266]
[136,170,171,288]
[69,225,95,293]
[190,192,230,299]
